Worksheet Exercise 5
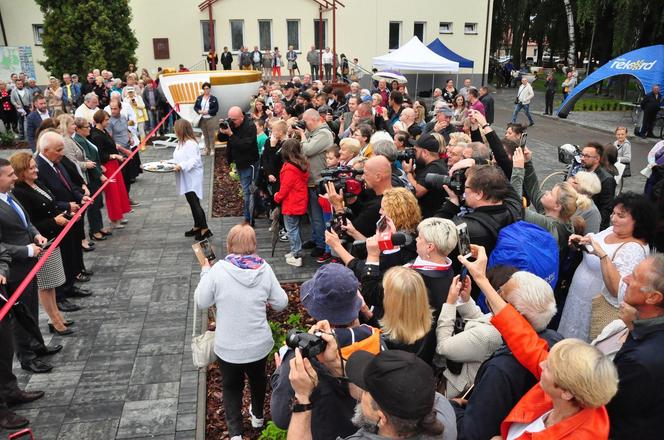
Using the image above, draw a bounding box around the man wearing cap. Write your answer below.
[282,83,297,110]
[423,106,456,144]
[286,319,457,440]
[271,264,380,440]
[402,133,448,218]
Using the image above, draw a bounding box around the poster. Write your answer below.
[0,46,36,80]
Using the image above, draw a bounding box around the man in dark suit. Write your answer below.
[479,86,495,124]
[36,132,93,309]
[25,95,51,153]
[579,142,616,230]
[0,158,61,374]
[639,84,661,138]
[220,46,233,70]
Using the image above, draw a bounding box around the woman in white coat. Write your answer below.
[173,119,212,241]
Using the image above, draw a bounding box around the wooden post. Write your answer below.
[208,3,216,70]
[318,6,324,81]
[332,0,337,82]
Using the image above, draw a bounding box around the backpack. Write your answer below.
[477,221,560,313]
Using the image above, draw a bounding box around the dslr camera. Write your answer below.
[424,169,467,196]
[286,329,327,358]
[396,147,416,162]
[219,119,230,130]
[317,166,364,199]
[291,120,307,130]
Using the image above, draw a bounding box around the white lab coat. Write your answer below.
[173,139,204,199]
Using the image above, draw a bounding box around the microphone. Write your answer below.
[352,231,412,250]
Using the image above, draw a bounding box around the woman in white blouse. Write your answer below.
[173,119,212,242]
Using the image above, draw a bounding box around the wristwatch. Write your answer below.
[291,398,314,413]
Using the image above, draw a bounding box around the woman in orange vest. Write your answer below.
[460,244,618,440]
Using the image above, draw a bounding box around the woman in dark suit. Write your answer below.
[9,152,74,335]
[193,82,219,155]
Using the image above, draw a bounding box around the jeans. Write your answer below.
[218,356,268,437]
[545,91,555,115]
[283,214,302,257]
[146,108,159,132]
[185,191,207,229]
[322,211,332,253]
[324,64,332,81]
[307,188,325,249]
[238,163,258,221]
[311,64,319,78]
[512,102,534,124]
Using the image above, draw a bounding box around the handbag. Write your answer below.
[588,241,646,340]
[191,302,216,368]
[191,113,202,128]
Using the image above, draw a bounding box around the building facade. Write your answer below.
[0,0,493,86]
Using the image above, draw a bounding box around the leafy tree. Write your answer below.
[35,0,138,78]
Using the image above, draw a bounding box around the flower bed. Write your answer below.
[206,283,313,439]
[212,149,244,217]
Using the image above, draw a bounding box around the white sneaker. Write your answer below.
[284,252,293,259]
[249,405,264,429]
[286,255,302,267]
[230,436,242,440]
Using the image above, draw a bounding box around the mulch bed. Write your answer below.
[206,283,314,439]
[0,139,28,150]
[212,149,244,217]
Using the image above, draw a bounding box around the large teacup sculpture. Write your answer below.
[159,70,262,123]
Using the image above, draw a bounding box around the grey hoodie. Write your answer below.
[195,259,288,363]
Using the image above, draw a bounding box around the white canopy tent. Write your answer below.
[372,36,460,73]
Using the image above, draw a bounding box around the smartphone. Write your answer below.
[571,238,593,253]
[40,238,55,250]
[192,239,216,265]
[456,223,472,258]
[460,266,469,283]
[519,132,528,148]
[376,215,388,233]
[461,384,474,400]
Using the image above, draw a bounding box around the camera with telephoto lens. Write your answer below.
[317,166,364,199]
[291,120,307,130]
[558,144,581,165]
[396,147,416,162]
[286,329,327,358]
[424,169,467,196]
[219,119,229,130]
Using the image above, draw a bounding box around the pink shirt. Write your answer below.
[470,100,486,116]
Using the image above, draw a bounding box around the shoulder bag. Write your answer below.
[191,304,216,367]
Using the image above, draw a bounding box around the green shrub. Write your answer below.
[0,131,15,147]
[259,421,288,440]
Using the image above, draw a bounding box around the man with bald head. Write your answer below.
[218,106,259,222]
[392,107,422,138]
[327,155,393,238]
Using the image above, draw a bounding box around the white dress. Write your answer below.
[558,227,649,341]
[173,139,204,199]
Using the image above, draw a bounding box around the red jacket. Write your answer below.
[274,162,309,215]
[492,305,611,440]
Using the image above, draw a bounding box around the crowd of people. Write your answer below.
[193,69,664,440]
[0,65,215,430]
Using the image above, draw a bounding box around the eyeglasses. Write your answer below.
[580,153,597,159]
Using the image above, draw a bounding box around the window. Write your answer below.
[389,22,401,50]
[258,20,271,50]
[200,20,216,53]
[313,19,327,49]
[413,22,426,42]
[439,22,453,34]
[32,24,44,46]
[464,23,478,34]
[287,19,300,51]
[230,19,244,51]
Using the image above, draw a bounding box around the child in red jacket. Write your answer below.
[274,139,309,267]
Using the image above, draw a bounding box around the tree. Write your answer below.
[562,0,576,66]
[35,0,138,78]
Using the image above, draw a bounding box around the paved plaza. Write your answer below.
[0,96,658,438]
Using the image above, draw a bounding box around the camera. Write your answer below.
[219,119,229,130]
[424,169,467,196]
[291,120,306,130]
[317,166,364,199]
[286,329,327,358]
[396,147,416,162]
[558,143,581,165]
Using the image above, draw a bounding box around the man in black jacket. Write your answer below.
[579,142,616,230]
[220,46,233,71]
[478,86,495,123]
[639,84,661,138]
[607,254,664,439]
[453,271,562,440]
[218,106,259,222]
[423,106,457,144]
[403,133,448,218]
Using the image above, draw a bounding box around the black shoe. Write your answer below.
[57,300,81,312]
[69,288,92,298]
[0,410,29,430]
[63,320,75,326]
[34,344,63,356]
[302,240,316,249]
[184,228,200,237]
[21,359,53,374]
[80,269,94,276]
[75,273,91,282]
[90,232,107,241]
[310,247,325,258]
[528,121,535,127]
[6,389,45,405]
[195,229,213,241]
[48,324,74,335]
[100,230,113,236]
[82,245,95,252]
[130,199,141,207]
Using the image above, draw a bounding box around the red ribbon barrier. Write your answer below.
[0,109,174,321]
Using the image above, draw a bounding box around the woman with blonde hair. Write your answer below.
[461,245,618,439]
[173,119,211,241]
[44,76,64,117]
[195,223,287,440]
[511,147,589,251]
[381,266,436,363]
[568,171,602,234]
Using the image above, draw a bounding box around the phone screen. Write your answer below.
[376,215,388,233]
[456,223,472,258]
[519,132,528,148]
[199,239,216,261]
